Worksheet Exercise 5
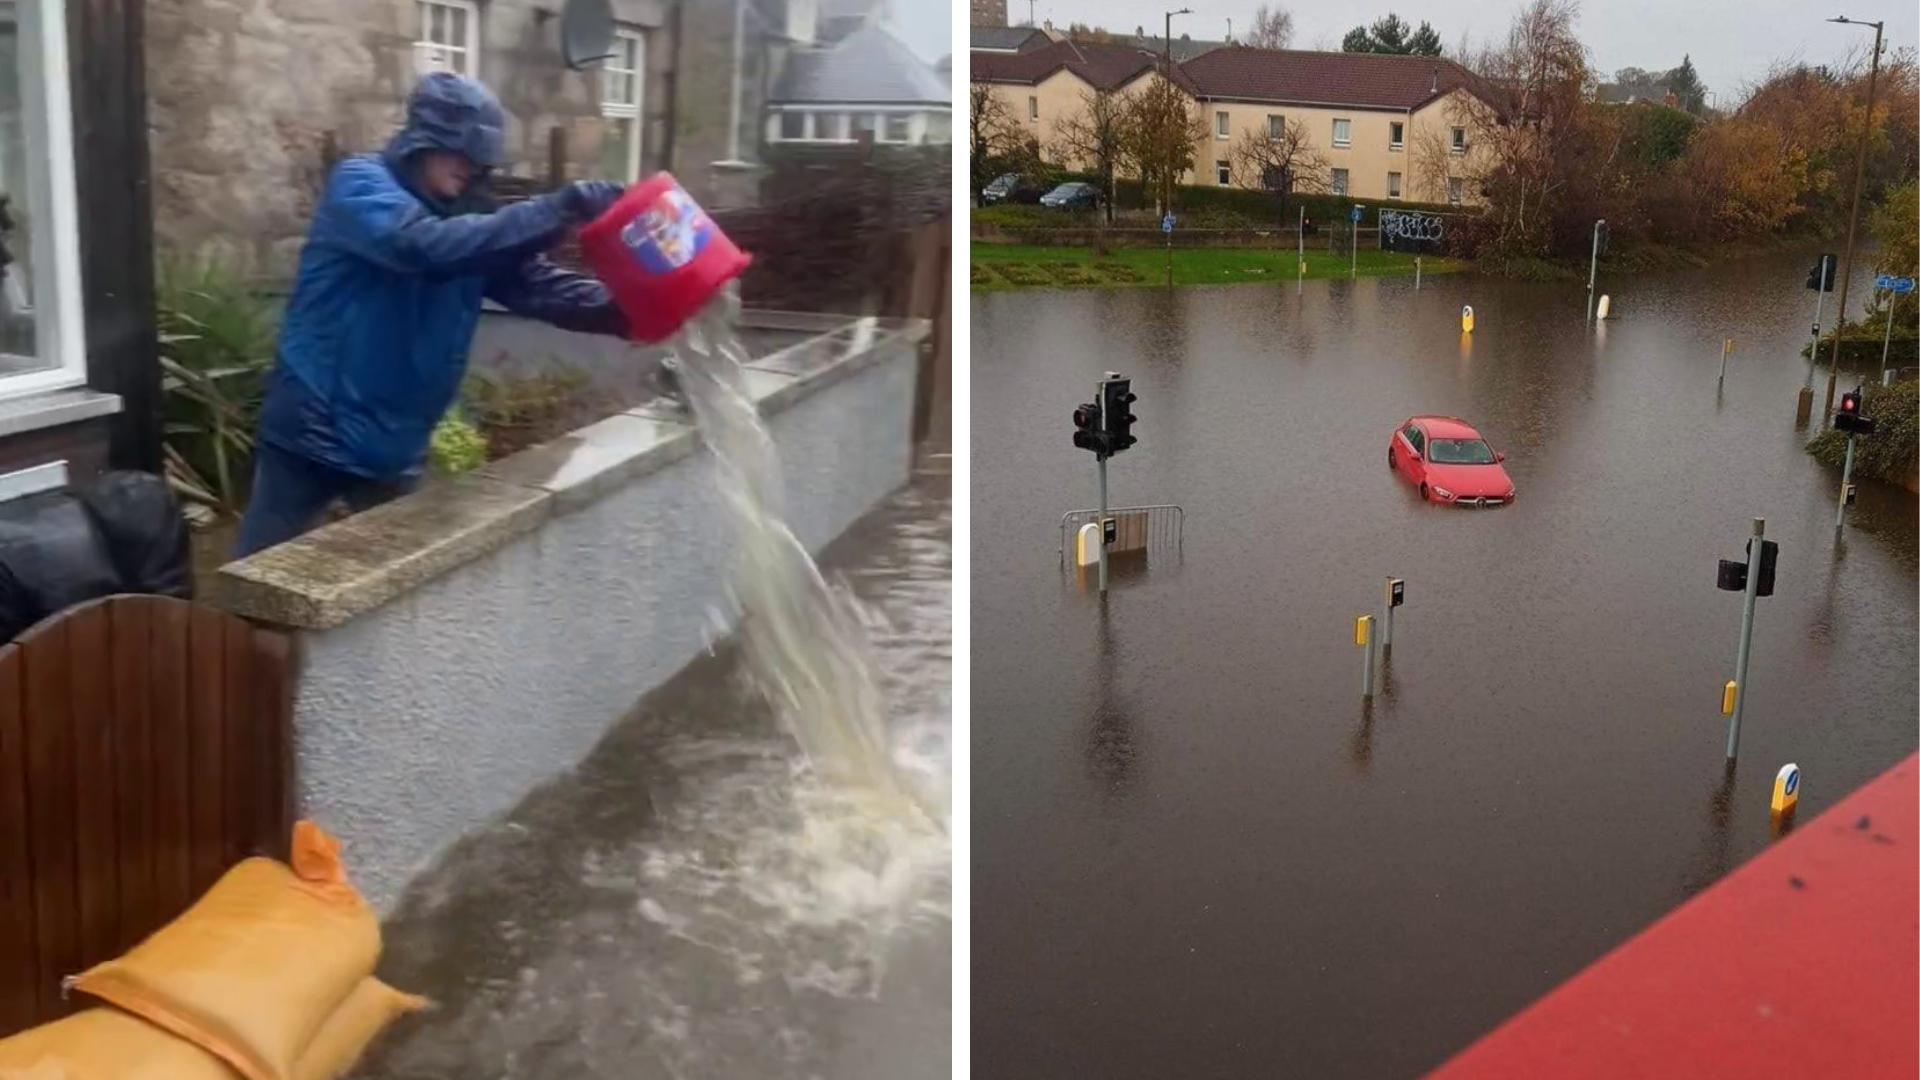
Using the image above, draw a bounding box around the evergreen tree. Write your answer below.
[1667,54,1707,114]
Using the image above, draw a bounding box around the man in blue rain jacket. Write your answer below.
[236,72,630,556]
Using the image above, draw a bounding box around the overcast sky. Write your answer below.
[1004,0,1917,105]
[895,0,954,63]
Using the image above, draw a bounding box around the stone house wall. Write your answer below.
[145,0,683,280]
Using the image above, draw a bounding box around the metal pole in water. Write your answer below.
[1357,615,1375,699]
[1349,219,1358,281]
[1726,518,1764,762]
[1807,265,1829,388]
[1585,220,1601,326]
[1836,432,1856,531]
[1415,257,1421,291]
[1096,453,1110,593]
[1297,206,1304,296]
[1718,338,1732,388]
[1381,577,1395,650]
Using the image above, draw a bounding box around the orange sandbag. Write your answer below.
[0,1006,235,1079]
[291,977,426,1080]
[67,822,379,1080]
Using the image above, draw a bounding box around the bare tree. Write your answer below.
[969,81,1030,200]
[1246,5,1294,49]
[1439,0,1594,257]
[1229,116,1328,221]
[1121,75,1210,214]
[1052,86,1131,223]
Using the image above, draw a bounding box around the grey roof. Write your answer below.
[772,23,950,105]
[1107,32,1223,62]
[970,25,1050,51]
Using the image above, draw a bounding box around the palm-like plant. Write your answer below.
[157,259,278,516]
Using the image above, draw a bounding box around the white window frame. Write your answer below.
[415,0,481,78]
[1331,118,1351,148]
[1387,171,1402,199]
[1028,95,1038,120]
[1215,159,1229,185]
[1215,111,1229,139]
[1389,121,1404,151]
[598,27,645,182]
[1451,126,1466,154]
[1447,177,1464,204]
[0,0,87,399]
[769,106,933,146]
[1266,113,1283,138]
[1331,167,1349,196]
[880,112,913,143]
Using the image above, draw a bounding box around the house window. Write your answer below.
[1451,126,1466,153]
[1447,177,1464,204]
[0,0,87,393]
[820,113,850,142]
[925,111,952,143]
[598,29,645,182]
[1028,96,1038,120]
[852,113,877,140]
[1388,171,1402,198]
[779,111,807,140]
[883,113,913,143]
[1331,168,1349,195]
[1215,111,1229,139]
[1216,159,1230,185]
[415,0,480,77]
[1266,114,1283,138]
[1389,121,1404,150]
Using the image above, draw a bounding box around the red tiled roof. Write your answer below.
[969,39,1168,92]
[1180,47,1478,111]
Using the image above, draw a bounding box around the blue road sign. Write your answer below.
[1349,205,1364,223]
[1161,213,1176,233]
[1892,276,1916,294]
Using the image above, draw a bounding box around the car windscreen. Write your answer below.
[1426,438,1496,464]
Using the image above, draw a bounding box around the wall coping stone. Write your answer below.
[209,309,927,630]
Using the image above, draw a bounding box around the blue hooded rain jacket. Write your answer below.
[257,73,627,479]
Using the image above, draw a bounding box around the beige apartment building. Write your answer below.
[972,42,1491,205]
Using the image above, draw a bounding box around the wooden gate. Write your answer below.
[0,595,295,1039]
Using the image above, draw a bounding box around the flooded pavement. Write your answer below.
[358,461,951,1080]
[970,253,1918,1079]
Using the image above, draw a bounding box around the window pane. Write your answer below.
[853,113,876,136]
[1390,122,1403,146]
[599,116,637,181]
[450,6,466,48]
[886,114,911,142]
[925,112,950,143]
[1331,168,1348,195]
[780,111,805,139]
[1388,172,1401,197]
[1215,111,1227,136]
[0,16,39,367]
[1333,119,1350,144]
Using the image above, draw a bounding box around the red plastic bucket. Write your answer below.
[577,173,751,343]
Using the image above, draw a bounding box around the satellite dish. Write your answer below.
[560,0,616,70]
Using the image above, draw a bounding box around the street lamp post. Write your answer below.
[1161,7,1192,216]
[1821,15,1886,423]
[1585,219,1606,326]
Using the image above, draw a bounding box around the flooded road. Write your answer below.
[360,461,951,1080]
[970,254,1918,1079]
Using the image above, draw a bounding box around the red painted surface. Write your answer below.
[1426,753,1919,1080]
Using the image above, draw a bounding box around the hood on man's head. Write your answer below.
[387,71,508,169]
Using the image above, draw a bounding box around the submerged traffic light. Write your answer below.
[1805,254,1837,291]
[1101,376,1138,455]
[1072,401,1104,454]
[1716,538,1778,597]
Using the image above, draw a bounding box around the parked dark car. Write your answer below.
[1039,182,1101,210]
[982,173,1046,204]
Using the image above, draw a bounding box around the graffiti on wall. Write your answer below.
[1380,210,1448,253]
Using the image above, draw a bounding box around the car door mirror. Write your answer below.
[1495,450,1506,462]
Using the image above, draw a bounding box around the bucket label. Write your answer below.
[619,185,713,274]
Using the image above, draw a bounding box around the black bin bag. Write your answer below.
[77,470,193,600]
[0,470,193,646]
[0,489,123,644]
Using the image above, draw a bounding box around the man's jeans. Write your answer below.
[234,442,421,558]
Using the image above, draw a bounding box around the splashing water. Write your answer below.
[672,300,941,831]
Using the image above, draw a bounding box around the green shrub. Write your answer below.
[157,259,279,514]
[429,412,489,474]
[985,262,1051,287]
[1806,379,1918,485]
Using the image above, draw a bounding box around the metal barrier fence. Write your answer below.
[1058,505,1186,563]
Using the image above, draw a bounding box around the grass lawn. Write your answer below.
[971,244,1466,291]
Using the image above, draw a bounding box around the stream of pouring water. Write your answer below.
[671,300,940,831]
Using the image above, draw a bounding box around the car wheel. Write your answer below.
[1419,483,1429,501]
[1388,448,1396,469]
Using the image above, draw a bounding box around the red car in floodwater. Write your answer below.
[1388,416,1516,507]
